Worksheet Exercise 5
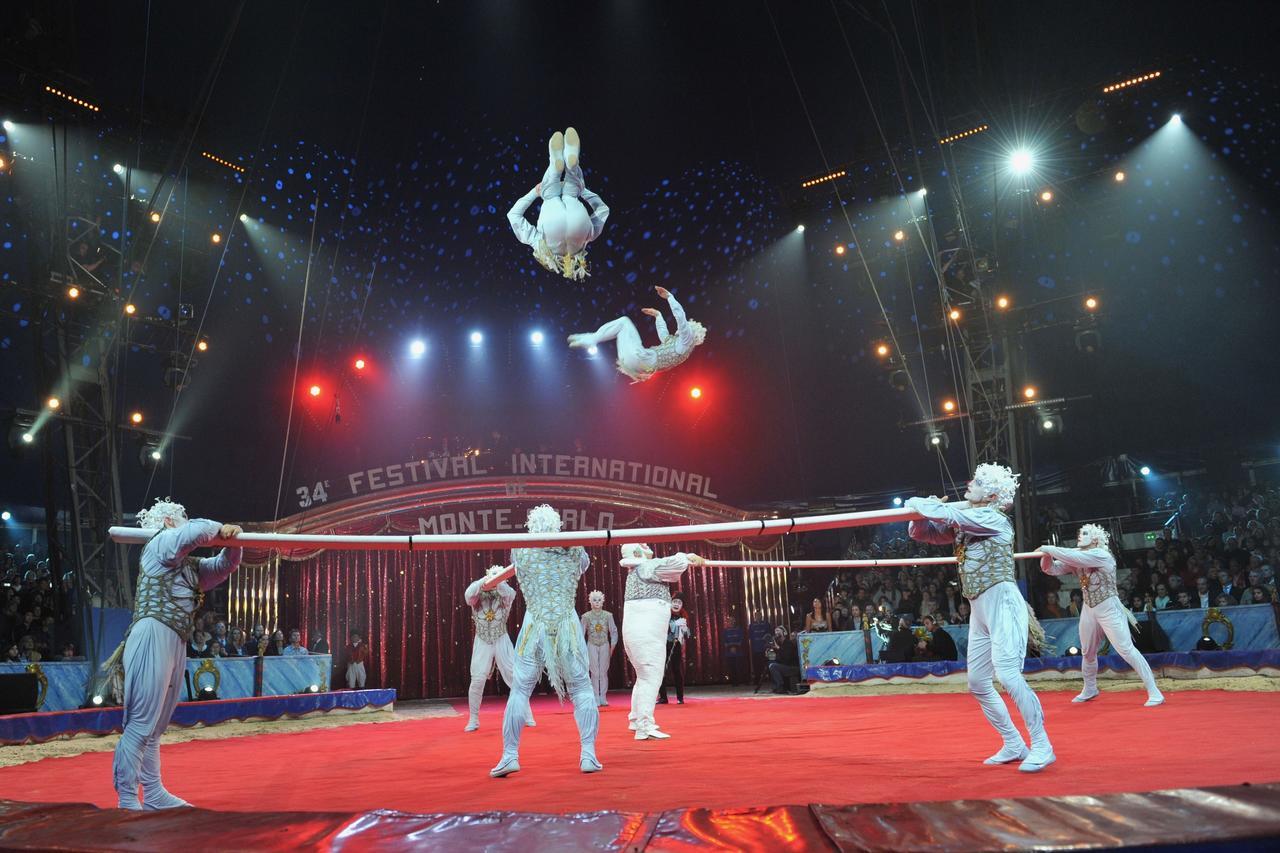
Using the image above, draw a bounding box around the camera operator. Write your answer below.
[768,627,802,694]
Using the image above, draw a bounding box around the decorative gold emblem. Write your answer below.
[1202,607,1235,650]
[193,658,221,695]
[27,663,48,710]
[484,610,496,622]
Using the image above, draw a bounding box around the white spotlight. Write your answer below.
[1009,149,1034,175]
[1140,465,1152,477]
[409,339,426,358]
[529,330,545,345]
[796,224,805,233]
[112,163,125,175]
[1171,113,1182,125]
[2,120,14,132]
[239,213,249,223]
[469,331,483,346]
[1,511,10,521]
[587,345,598,356]
[892,497,903,507]
[91,694,104,706]
[919,187,927,196]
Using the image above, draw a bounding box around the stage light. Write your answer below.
[211,232,222,244]
[0,156,6,171]
[67,286,80,300]
[942,398,956,413]
[124,303,136,316]
[892,497,903,507]
[1023,385,1037,400]
[1039,189,1054,203]
[308,684,320,693]
[354,357,367,371]
[996,295,1011,310]
[1102,70,1161,94]
[130,411,143,425]
[875,343,890,358]
[834,244,846,256]
[196,340,209,352]
[1140,465,1152,477]
[1043,419,1054,430]
[409,339,427,358]
[1067,646,1080,656]
[1114,170,1125,183]
[198,685,218,700]
[239,213,249,223]
[21,432,33,445]
[45,85,100,112]
[149,211,161,223]
[2,120,13,131]
[469,331,483,345]
[309,384,321,397]
[587,345,598,356]
[938,124,989,146]
[889,369,909,392]
[925,430,949,451]
[1037,413,1064,435]
[200,151,246,174]
[690,386,702,399]
[529,330,545,345]
[893,229,905,242]
[112,163,125,175]
[948,308,961,321]
[1170,113,1182,125]
[919,187,927,196]
[1009,149,1034,175]
[796,224,805,233]
[1084,296,1099,311]
[46,396,60,411]
[140,441,163,467]
[1,511,10,522]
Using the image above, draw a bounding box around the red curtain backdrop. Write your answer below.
[279,541,755,700]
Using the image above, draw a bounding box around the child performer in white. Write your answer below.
[490,505,600,777]
[1040,524,1165,706]
[568,286,708,383]
[620,543,706,740]
[463,569,534,731]
[906,464,1056,773]
[507,127,610,280]
[581,590,618,707]
[111,498,243,809]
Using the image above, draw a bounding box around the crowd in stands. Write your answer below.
[183,617,332,659]
[1,549,78,663]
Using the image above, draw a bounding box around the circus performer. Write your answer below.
[580,589,618,707]
[507,127,610,280]
[568,286,708,383]
[906,464,1055,773]
[490,505,600,777]
[620,543,706,740]
[1040,525,1164,707]
[464,569,535,731]
[111,498,243,809]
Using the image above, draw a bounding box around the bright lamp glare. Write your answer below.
[796,224,805,233]
[469,331,483,345]
[530,330,545,345]
[892,497,903,506]
[112,163,125,175]
[1140,465,1152,477]
[409,340,426,357]
[1171,113,1182,125]
[149,449,162,461]
[587,345,598,356]
[308,384,321,397]
[2,120,14,132]
[689,387,703,399]
[239,213,249,223]
[1,511,10,521]
[21,433,34,444]
[1009,149,1034,174]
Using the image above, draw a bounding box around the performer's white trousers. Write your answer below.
[538,160,590,255]
[112,618,186,799]
[624,599,669,731]
[1079,597,1161,697]
[965,582,1051,751]
[467,635,516,720]
[587,642,611,703]
[346,661,366,690]
[580,316,646,375]
[499,621,598,764]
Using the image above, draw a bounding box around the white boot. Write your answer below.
[548,131,565,174]
[580,755,603,773]
[567,333,594,349]
[1019,745,1057,773]
[983,742,1028,765]
[142,787,192,810]
[490,756,520,778]
[564,127,580,169]
[464,716,479,732]
[1072,687,1100,703]
[1145,692,1165,707]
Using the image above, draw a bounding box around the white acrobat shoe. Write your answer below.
[464,716,479,732]
[490,756,521,778]
[1019,746,1057,773]
[1072,687,1100,703]
[564,127,580,169]
[567,333,595,349]
[983,742,1029,765]
[548,131,565,174]
[580,755,603,773]
[141,787,192,810]
[1145,692,1165,707]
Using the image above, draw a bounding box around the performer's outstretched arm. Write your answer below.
[506,186,540,247]
[196,542,243,590]
[905,496,1005,537]
[464,578,485,608]
[1039,545,1112,571]
[642,308,671,340]
[151,519,227,568]
[621,552,704,583]
[579,186,610,241]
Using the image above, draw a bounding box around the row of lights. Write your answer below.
[1102,70,1162,94]
[938,124,989,146]
[201,151,246,173]
[44,85,100,112]
[800,169,847,189]
[41,395,148,425]
[1036,170,1127,205]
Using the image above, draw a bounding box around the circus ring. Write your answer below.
[2,479,1280,849]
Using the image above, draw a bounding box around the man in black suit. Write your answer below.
[768,629,801,694]
[880,616,916,663]
[921,615,958,661]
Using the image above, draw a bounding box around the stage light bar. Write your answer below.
[938,124,988,146]
[801,169,846,189]
[201,151,246,173]
[44,85,100,112]
[1102,70,1162,94]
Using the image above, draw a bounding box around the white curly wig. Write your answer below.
[525,504,562,534]
[137,497,187,530]
[1076,523,1110,549]
[688,319,708,346]
[620,542,653,561]
[588,590,605,607]
[970,462,1020,508]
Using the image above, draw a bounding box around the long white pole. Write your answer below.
[107,506,923,551]
[702,553,1043,569]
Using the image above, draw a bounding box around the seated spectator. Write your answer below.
[1154,583,1172,610]
[1067,589,1084,617]
[1248,586,1272,604]
[1173,590,1193,610]
[281,629,308,656]
[310,634,330,654]
[803,598,831,632]
[954,600,971,624]
[57,642,81,661]
[17,635,41,662]
[248,624,268,655]
[225,628,247,657]
[264,629,286,656]
[1215,593,1238,607]
[768,628,801,694]
[1195,577,1213,609]
[1041,593,1065,619]
[880,616,916,663]
[4,642,19,662]
[918,614,958,661]
[207,639,225,658]
[187,632,212,659]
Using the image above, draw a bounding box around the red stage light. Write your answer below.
[354,358,367,371]
[690,387,703,399]
[309,384,322,397]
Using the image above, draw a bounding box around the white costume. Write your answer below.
[491,505,600,777]
[1040,524,1164,706]
[507,128,609,280]
[112,499,242,809]
[463,575,534,731]
[568,289,707,383]
[907,463,1055,773]
[580,590,618,706]
[620,543,694,739]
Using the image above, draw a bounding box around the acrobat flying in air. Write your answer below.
[568,286,707,383]
[507,127,610,280]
